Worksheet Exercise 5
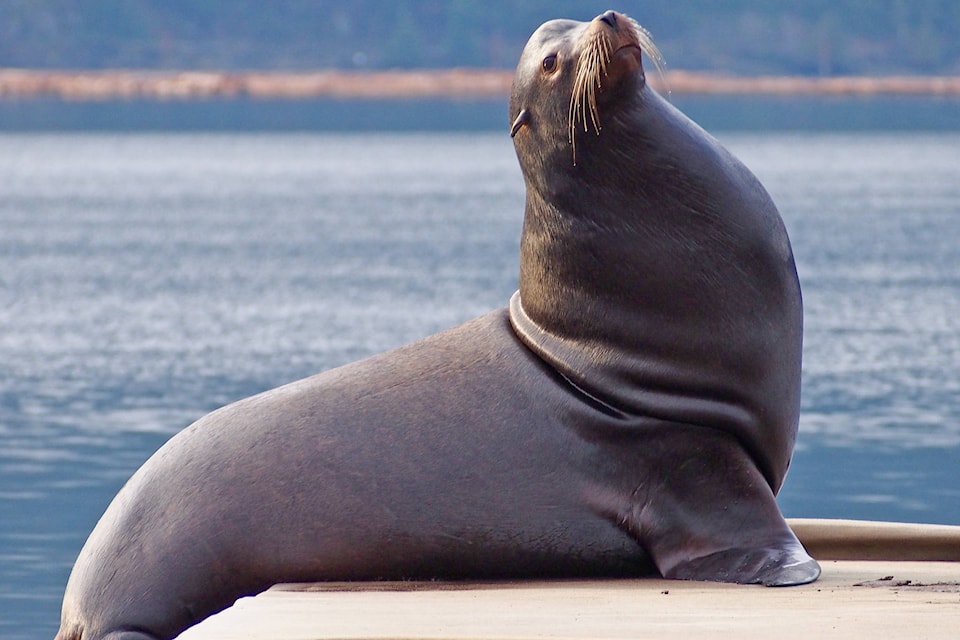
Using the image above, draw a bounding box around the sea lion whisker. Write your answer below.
[626,16,667,85]
[569,29,612,164]
[567,16,667,165]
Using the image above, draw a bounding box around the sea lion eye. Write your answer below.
[541,54,558,73]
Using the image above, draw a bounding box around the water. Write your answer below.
[2,124,960,638]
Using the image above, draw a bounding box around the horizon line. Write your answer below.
[2,68,959,101]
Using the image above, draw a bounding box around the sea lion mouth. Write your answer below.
[612,44,643,66]
[567,12,664,164]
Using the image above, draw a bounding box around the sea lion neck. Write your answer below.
[508,80,802,491]
[513,87,692,327]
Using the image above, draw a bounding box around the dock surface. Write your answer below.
[178,520,960,639]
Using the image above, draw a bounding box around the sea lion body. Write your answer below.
[57,11,818,640]
[57,311,656,640]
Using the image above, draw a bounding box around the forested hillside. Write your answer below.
[2,0,957,75]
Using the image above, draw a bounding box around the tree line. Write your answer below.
[1,0,957,75]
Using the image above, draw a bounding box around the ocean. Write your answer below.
[2,97,959,638]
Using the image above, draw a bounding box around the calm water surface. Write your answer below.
[2,130,959,639]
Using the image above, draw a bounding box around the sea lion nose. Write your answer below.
[599,10,618,28]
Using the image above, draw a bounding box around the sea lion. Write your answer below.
[55,10,819,640]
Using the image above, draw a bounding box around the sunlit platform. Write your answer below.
[178,519,960,640]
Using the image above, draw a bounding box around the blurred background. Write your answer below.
[1,0,958,74]
[2,2,959,639]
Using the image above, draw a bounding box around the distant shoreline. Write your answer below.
[2,68,959,100]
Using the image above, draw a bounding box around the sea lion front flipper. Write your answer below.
[616,427,821,587]
[664,537,821,586]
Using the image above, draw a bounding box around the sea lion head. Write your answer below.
[509,10,663,167]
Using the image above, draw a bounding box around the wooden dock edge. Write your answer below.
[788,518,960,561]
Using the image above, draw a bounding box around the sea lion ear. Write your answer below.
[510,109,530,138]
